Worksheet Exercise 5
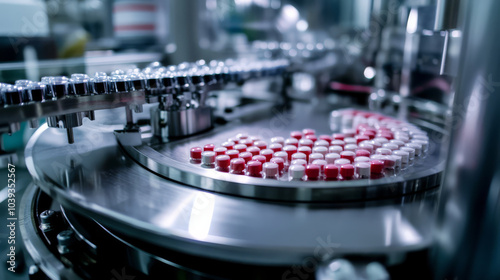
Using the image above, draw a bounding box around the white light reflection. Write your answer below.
[296,20,308,31]
[188,192,215,240]
[364,66,376,79]
[406,9,419,34]
[384,211,421,246]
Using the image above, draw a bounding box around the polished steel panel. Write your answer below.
[432,0,500,278]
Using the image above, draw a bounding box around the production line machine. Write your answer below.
[0,0,499,280]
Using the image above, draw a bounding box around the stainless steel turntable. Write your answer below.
[25,100,446,267]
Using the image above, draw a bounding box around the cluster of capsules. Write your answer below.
[0,59,289,107]
[189,113,430,181]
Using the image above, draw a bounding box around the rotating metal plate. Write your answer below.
[123,104,446,202]
[26,122,441,265]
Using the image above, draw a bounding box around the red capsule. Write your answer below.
[190,147,203,160]
[247,160,262,177]
[215,155,231,172]
[290,131,303,140]
[269,143,283,153]
[254,141,267,150]
[270,157,285,174]
[240,139,254,147]
[319,135,333,142]
[355,135,370,144]
[234,144,247,153]
[355,149,371,157]
[260,149,274,162]
[239,152,253,163]
[324,164,339,180]
[230,158,246,174]
[221,141,235,150]
[252,155,267,165]
[203,144,215,151]
[370,160,384,174]
[340,164,355,179]
[247,146,261,156]
[214,147,227,156]
[305,134,318,142]
[305,164,321,180]
[340,151,356,163]
[283,145,298,161]
[226,150,239,160]
[332,133,345,140]
[302,128,316,136]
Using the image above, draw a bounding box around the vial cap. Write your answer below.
[230,158,246,172]
[204,144,215,151]
[270,157,285,172]
[216,155,231,168]
[239,152,253,163]
[269,143,283,152]
[247,146,261,156]
[370,160,384,173]
[201,151,216,165]
[340,164,355,178]
[325,153,341,164]
[214,147,227,156]
[226,150,240,159]
[355,162,371,177]
[354,156,371,163]
[312,146,328,156]
[252,155,267,165]
[247,161,262,177]
[190,147,202,160]
[289,164,305,179]
[263,162,279,177]
[324,164,339,179]
[305,164,320,179]
[260,149,274,161]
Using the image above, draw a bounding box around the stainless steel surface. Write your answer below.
[27,123,440,265]
[0,91,146,126]
[432,0,500,278]
[153,106,214,138]
[124,104,445,202]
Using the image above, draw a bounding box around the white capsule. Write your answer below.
[376,148,392,155]
[393,150,409,168]
[334,158,351,166]
[314,140,330,148]
[312,146,328,156]
[355,162,371,179]
[354,156,371,163]
[344,144,358,152]
[382,143,399,151]
[344,137,357,145]
[289,164,305,181]
[325,153,341,164]
[201,151,216,167]
[405,143,422,157]
[271,136,285,147]
[373,137,389,144]
[329,145,343,154]
[291,159,307,167]
[400,147,415,160]
[263,162,279,179]
[291,152,307,161]
[309,153,324,163]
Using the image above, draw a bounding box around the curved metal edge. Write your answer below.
[122,140,444,202]
[19,184,83,280]
[24,126,435,265]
